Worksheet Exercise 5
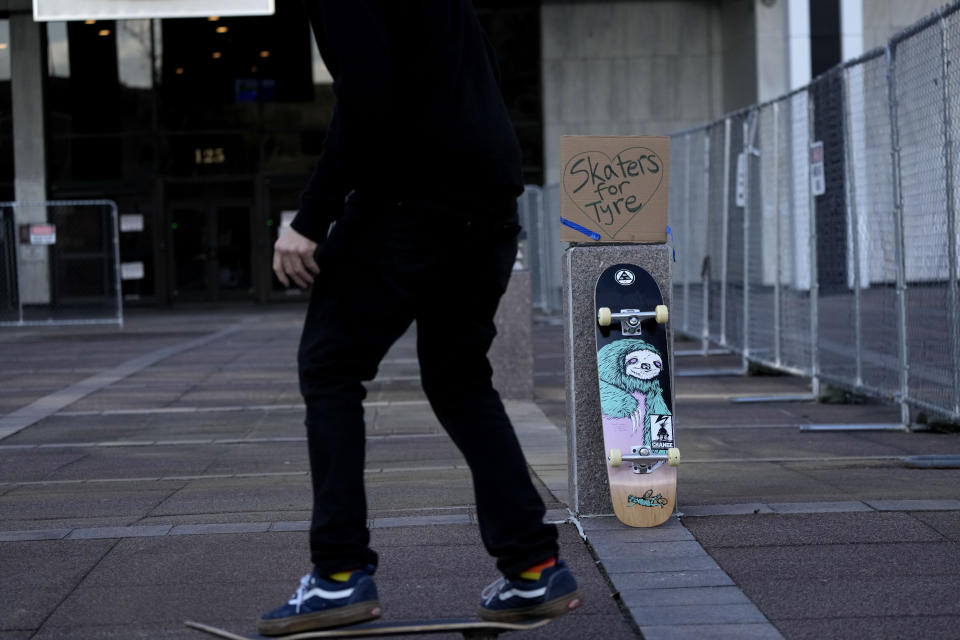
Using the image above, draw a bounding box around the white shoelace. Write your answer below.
[287,573,313,613]
[481,577,507,604]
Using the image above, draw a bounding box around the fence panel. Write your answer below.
[0,200,122,327]
[893,21,956,416]
[540,183,564,314]
[665,2,960,422]
[724,113,747,353]
[845,52,901,397]
[706,121,728,346]
[680,130,710,343]
[669,133,691,330]
[517,184,565,314]
[745,104,778,366]
[811,70,860,388]
[946,8,960,419]
[776,90,815,376]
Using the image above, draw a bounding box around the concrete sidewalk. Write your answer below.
[1,306,959,639]
[0,307,632,639]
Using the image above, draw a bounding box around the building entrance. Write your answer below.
[168,198,253,301]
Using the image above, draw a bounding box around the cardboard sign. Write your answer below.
[560,136,670,243]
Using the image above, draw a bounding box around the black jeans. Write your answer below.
[297,192,559,578]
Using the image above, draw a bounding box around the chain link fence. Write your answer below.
[669,5,960,424]
[518,184,564,314]
[0,200,122,327]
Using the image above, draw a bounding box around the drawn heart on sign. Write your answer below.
[562,147,665,240]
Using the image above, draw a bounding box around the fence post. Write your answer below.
[773,101,783,368]
[701,130,712,355]
[841,68,864,389]
[886,45,911,426]
[940,14,960,420]
[742,112,758,365]
[720,118,732,347]
[682,134,692,334]
[109,202,123,329]
[12,206,24,324]
[808,90,821,397]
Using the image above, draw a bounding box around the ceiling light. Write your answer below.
[212,52,222,59]
[208,16,220,21]
[259,50,270,58]
[216,26,228,34]
[98,29,111,37]
[85,20,96,25]
[176,68,185,75]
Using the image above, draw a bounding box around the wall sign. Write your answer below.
[34,0,274,21]
[810,141,826,197]
[120,214,144,233]
[19,224,56,246]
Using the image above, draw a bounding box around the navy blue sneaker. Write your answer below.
[478,560,583,622]
[258,569,382,636]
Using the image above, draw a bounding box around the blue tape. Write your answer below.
[561,218,602,241]
[666,225,676,262]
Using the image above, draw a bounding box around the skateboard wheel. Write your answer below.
[655,305,669,324]
[667,448,680,466]
[609,448,622,467]
[598,307,612,327]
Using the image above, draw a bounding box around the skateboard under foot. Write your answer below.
[185,617,550,640]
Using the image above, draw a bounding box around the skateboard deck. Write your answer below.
[185,617,550,640]
[595,263,678,527]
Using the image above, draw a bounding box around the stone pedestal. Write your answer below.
[563,244,673,516]
[491,270,534,400]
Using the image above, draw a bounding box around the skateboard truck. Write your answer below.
[597,306,668,336]
[609,446,680,474]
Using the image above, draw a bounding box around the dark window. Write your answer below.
[475,3,543,185]
[810,0,841,78]
[46,19,156,183]
[157,2,313,132]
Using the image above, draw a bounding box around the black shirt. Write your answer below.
[292,0,525,241]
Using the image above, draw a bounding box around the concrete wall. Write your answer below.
[862,0,945,50]
[541,1,724,184]
[719,0,758,113]
[755,0,789,102]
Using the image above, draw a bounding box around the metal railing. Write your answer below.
[0,200,122,327]
[669,4,960,424]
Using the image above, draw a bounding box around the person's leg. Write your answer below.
[260,199,416,635]
[409,200,580,621]
[413,207,559,577]
[297,204,416,574]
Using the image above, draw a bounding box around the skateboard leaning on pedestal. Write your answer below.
[185,617,550,640]
[595,263,679,527]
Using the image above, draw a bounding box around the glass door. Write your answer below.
[168,200,252,301]
[170,201,212,300]
[214,203,252,297]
